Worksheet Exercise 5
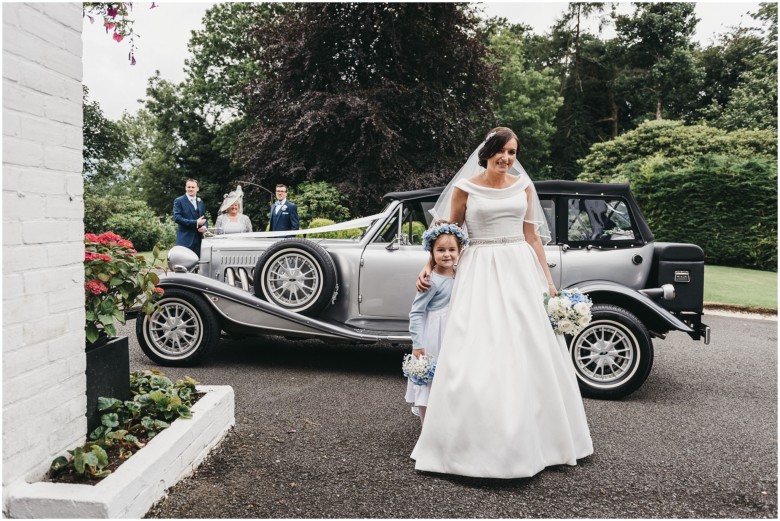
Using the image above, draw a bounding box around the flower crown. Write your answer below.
[422,222,469,252]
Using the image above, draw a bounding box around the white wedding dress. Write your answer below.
[410,177,593,478]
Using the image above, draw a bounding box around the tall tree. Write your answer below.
[238,3,496,214]
[82,85,130,193]
[489,25,563,178]
[134,72,239,220]
[613,3,703,120]
[699,2,777,131]
[547,3,612,179]
[182,3,284,123]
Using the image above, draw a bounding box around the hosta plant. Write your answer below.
[49,370,199,482]
[84,231,164,344]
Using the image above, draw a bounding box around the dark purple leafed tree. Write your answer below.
[238,2,497,215]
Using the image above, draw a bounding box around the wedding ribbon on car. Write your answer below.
[206,209,395,239]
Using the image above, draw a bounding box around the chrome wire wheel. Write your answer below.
[144,298,204,360]
[572,319,639,388]
[137,289,220,366]
[261,251,323,310]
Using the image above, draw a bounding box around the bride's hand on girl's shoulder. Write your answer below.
[416,267,432,292]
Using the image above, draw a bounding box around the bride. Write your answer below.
[411,127,593,478]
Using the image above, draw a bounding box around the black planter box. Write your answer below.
[85,336,131,434]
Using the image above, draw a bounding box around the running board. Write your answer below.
[159,273,412,344]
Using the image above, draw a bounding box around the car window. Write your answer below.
[540,198,556,243]
[567,198,636,243]
[373,201,431,245]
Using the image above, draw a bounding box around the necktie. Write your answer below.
[190,197,197,208]
[275,201,282,214]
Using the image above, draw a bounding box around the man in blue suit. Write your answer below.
[173,178,208,257]
[269,184,299,238]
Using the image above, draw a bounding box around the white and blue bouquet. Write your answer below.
[402,354,437,385]
[544,288,593,336]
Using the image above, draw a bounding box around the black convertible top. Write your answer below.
[383,186,445,202]
[384,180,653,242]
[384,180,634,202]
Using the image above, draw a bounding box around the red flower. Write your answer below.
[85,280,108,295]
[104,21,116,30]
[112,31,124,43]
[85,252,98,261]
[85,233,99,243]
[98,231,122,245]
[107,6,118,18]
[118,239,134,249]
[153,287,165,295]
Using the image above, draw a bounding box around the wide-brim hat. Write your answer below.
[219,185,244,214]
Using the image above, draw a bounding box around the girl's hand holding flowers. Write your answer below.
[402,353,437,385]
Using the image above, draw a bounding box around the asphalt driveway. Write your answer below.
[118,313,777,518]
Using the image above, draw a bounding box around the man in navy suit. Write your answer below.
[173,178,208,257]
[269,184,299,238]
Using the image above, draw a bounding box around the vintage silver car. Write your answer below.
[137,181,711,399]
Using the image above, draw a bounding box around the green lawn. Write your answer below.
[704,265,777,311]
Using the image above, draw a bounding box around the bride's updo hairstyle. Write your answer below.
[477,127,519,168]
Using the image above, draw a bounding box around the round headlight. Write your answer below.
[167,246,199,272]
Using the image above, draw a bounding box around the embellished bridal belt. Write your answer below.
[469,234,525,246]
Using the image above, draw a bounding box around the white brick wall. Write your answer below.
[2,2,84,515]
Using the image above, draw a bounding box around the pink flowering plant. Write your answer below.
[84,232,164,344]
[83,2,157,65]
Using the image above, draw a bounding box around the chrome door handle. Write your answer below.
[547,263,557,268]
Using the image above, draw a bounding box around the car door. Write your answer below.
[358,200,431,319]
[559,196,653,290]
[539,197,562,289]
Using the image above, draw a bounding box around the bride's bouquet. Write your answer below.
[402,354,437,386]
[545,288,593,336]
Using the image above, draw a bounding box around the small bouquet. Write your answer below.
[402,354,437,386]
[544,288,593,336]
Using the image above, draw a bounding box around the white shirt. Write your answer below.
[275,199,286,214]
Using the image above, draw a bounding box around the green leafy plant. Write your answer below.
[304,218,364,239]
[49,370,199,482]
[84,232,165,343]
[50,444,111,479]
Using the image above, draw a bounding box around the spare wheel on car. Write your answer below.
[253,239,337,316]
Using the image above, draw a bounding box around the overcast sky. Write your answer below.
[83,1,764,121]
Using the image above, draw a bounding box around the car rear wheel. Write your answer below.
[568,304,654,399]
[253,239,337,316]
[136,288,220,366]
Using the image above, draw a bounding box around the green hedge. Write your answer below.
[632,154,777,271]
[305,218,363,239]
[84,193,174,251]
[578,120,777,183]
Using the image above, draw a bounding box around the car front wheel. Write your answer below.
[569,304,654,399]
[136,288,220,366]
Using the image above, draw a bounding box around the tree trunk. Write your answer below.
[610,93,619,138]
[655,100,663,120]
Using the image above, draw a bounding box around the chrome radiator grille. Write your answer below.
[220,255,259,267]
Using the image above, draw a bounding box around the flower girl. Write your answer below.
[404,221,468,425]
